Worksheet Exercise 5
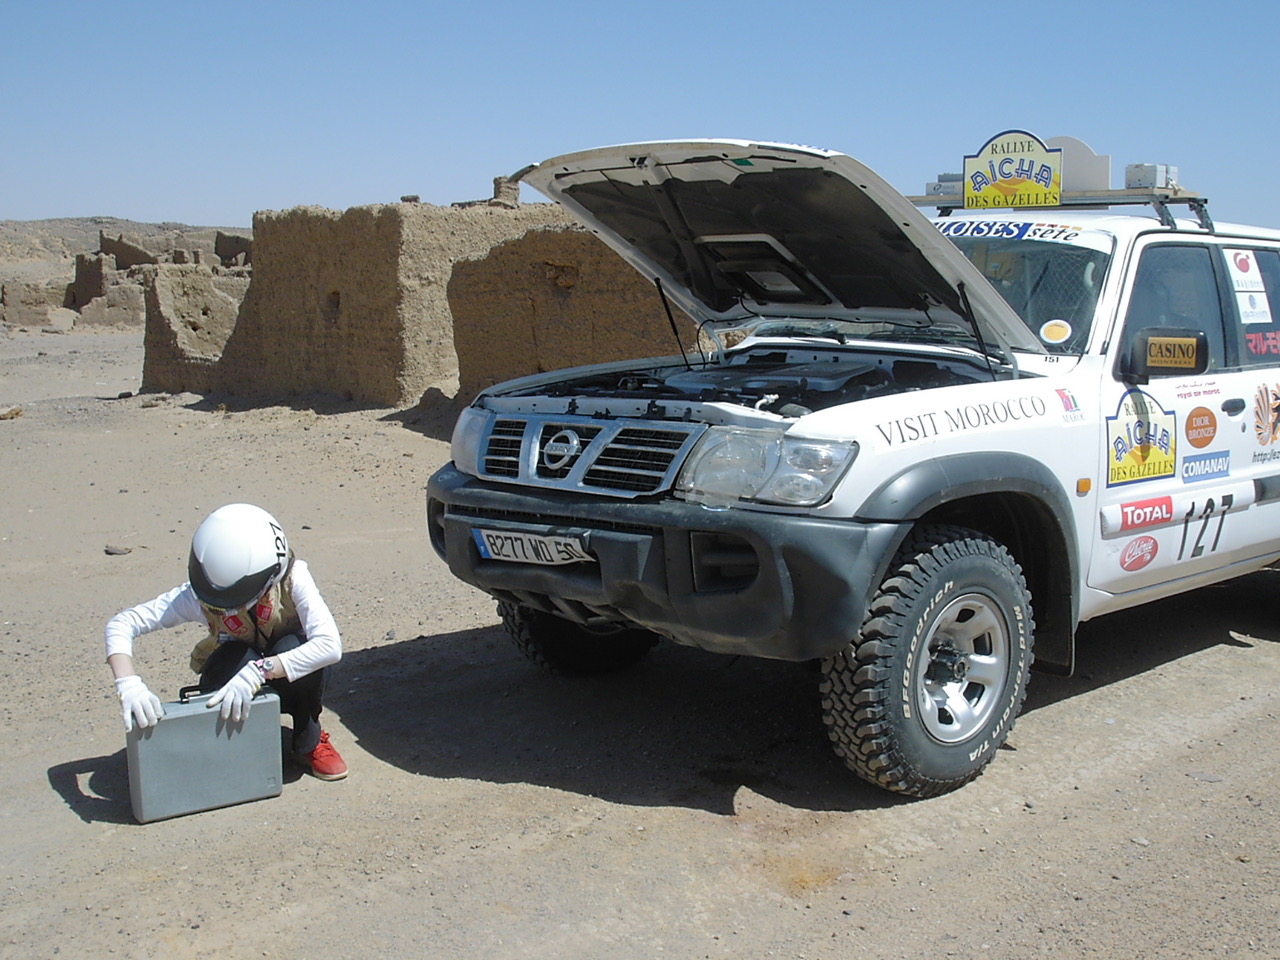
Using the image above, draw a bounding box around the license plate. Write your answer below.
[473,529,593,565]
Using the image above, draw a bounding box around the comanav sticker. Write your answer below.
[1182,450,1230,483]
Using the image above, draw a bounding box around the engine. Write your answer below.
[513,346,990,417]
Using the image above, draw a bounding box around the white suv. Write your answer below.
[427,139,1280,797]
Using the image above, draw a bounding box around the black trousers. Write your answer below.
[199,633,327,756]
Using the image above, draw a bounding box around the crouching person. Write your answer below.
[105,503,348,780]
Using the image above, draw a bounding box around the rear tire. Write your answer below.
[820,525,1034,798]
[499,602,659,676]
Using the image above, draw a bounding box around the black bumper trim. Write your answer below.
[427,464,902,661]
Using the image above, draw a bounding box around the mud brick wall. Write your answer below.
[215,201,574,406]
[69,253,114,310]
[99,232,159,269]
[448,228,696,403]
[136,200,695,407]
[140,264,251,393]
[77,280,146,327]
[0,277,70,327]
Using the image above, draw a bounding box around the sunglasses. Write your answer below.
[199,588,274,617]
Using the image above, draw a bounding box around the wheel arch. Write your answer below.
[855,452,1079,676]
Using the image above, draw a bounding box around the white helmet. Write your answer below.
[188,503,291,610]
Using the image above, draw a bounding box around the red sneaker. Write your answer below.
[300,731,348,780]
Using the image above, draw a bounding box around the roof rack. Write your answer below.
[907,187,1214,232]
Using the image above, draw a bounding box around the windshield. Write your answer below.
[933,220,1114,354]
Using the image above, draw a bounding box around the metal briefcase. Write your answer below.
[125,686,283,823]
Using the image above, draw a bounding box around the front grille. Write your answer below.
[535,421,604,480]
[483,419,525,477]
[478,414,705,498]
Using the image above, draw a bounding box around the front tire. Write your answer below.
[499,602,659,676]
[820,525,1034,798]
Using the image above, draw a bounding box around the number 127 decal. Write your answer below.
[1177,495,1234,561]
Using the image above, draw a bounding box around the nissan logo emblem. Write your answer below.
[542,429,582,471]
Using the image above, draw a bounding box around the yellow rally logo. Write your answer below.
[963,130,1062,209]
[1106,390,1177,487]
[1147,336,1198,369]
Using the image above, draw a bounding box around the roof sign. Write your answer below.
[963,130,1062,210]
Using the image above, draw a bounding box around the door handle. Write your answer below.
[1221,398,1246,416]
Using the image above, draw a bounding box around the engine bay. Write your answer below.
[505,345,999,417]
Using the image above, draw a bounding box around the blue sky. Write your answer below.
[2,0,1275,228]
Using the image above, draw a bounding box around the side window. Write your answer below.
[1122,245,1226,373]
[1233,248,1280,367]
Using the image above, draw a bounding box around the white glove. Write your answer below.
[116,675,163,733]
[207,662,264,722]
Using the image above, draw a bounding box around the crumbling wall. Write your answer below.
[215,200,573,405]
[99,232,158,269]
[69,253,115,309]
[141,264,250,393]
[136,195,695,408]
[77,281,146,327]
[448,229,695,402]
[395,201,574,404]
[215,231,252,266]
[1,277,72,328]
[66,252,149,326]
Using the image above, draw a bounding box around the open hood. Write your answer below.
[518,140,1045,355]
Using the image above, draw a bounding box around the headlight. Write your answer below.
[450,405,489,476]
[676,427,857,509]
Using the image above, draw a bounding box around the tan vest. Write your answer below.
[189,575,300,673]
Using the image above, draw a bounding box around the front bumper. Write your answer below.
[427,464,903,661]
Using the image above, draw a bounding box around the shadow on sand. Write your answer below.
[51,570,1280,823]
[330,569,1280,815]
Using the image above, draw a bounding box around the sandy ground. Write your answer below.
[2,326,1279,960]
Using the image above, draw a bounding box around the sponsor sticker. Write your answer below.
[1184,406,1217,448]
[1057,388,1085,423]
[1246,329,1280,356]
[930,218,1113,251]
[1147,336,1199,369]
[1174,380,1222,401]
[1226,250,1273,325]
[1040,320,1072,344]
[1120,535,1159,572]
[933,220,1034,240]
[874,395,1048,445]
[1182,450,1230,483]
[962,130,1062,209]
[1120,496,1175,531]
[1238,291,1273,326]
[1254,384,1280,445]
[1107,390,1177,486]
[1227,249,1266,292]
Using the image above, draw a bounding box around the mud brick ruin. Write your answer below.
[2,180,694,410]
[194,190,692,407]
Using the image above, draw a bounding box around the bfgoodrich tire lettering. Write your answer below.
[820,525,1034,798]
[499,602,658,676]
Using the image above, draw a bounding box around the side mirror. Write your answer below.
[1121,327,1210,384]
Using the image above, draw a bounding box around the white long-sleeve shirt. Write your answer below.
[104,559,342,682]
